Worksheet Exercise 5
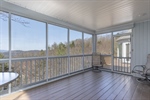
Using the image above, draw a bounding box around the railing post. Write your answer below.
[8,12,12,94]
[30,60,32,84]
[111,32,114,71]
[67,29,70,74]
[92,34,97,53]
[46,23,49,81]
[82,32,84,70]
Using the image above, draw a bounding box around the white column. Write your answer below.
[46,23,48,81]
[67,29,70,74]
[82,32,84,70]
[111,32,114,71]
[8,12,12,94]
[92,34,97,53]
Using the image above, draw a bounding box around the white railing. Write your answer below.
[113,57,131,73]
[0,54,92,95]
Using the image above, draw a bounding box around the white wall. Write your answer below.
[132,21,150,70]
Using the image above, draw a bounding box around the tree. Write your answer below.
[40,49,45,56]
[0,13,30,27]
[70,41,75,48]
[51,42,57,50]
[0,53,8,72]
[0,53,4,58]
[56,42,67,55]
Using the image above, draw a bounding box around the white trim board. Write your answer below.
[96,22,134,34]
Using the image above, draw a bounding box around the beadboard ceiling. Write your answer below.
[2,0,150,31]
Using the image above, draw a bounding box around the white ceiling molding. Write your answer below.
[0,0,95,34]
[96,22,134,34]
[134,19,150,24]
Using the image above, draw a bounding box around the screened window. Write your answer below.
[70,30,82,55]
[97,33,111,55]
[84,33,92,54]
[48,24,67,56]
[11,14,46,58]
[0,11,9,59]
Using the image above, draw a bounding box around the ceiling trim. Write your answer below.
[0,0,95,34]
[96,22,134,34]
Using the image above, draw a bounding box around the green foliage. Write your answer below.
[56,42,66,55]
[51,42,57,50]
[0,53,4,58]
[70,41,75,48]
[40,49,45,56]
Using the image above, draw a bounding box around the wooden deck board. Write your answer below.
[1,71,150,100]
[87,74,126,100]
[49,72,112,100]
[114,77,137,100]
[55,73,119,100]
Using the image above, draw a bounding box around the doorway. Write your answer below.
[113,30,132,73]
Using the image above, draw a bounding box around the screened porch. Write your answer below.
[0,0,150,99]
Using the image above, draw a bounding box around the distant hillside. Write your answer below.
[0,50,8,53]
[0,37,93,58]
[0,50,42,58]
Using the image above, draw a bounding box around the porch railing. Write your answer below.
[0,54,92,95]
[113,57,131,73]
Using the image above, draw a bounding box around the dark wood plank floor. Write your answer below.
[1,71,150,100]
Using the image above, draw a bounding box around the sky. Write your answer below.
[0,12,9,51]
[0,11,92,51]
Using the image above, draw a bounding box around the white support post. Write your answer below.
[46,23,48,81]
[130,30,133,74]
[92,34,97,53]
[82,32,84,70]
[8,12,12,94]
[111,32,114,71]
[67,29,70,74]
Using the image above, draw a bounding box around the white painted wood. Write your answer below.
[96,22,134,34]
[82,32,84,70]
[92,34,97,53]
[0,0,94,34]
[8,12,11,94]
[46,23,48,82]
[111,32,113,71]
[132,21,150,71]
[67,29,70,74]
[1,0,150,31]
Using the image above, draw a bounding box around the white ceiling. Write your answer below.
[3,0,150,31]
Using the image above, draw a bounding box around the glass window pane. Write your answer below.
[48,24,67,56]
[11,14,46,58]
[97,33,112,69]
[113,29,131,57]
[0,11,9,59]
[97,33,112,55]
[84,33,92,54]
[70,30,82,55]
